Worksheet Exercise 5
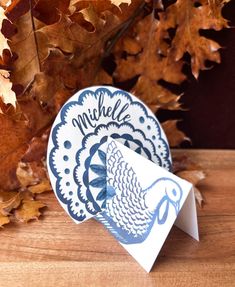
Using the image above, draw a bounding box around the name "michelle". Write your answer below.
[72,93,131,135]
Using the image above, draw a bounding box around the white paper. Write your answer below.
[96,138,199,272]
[47,86,199,272]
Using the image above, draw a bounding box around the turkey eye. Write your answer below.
[172,189,177,196]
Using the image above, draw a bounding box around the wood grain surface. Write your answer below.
[0,149,234,287]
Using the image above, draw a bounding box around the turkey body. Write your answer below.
[96,140,183,245]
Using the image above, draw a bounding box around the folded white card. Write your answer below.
[47,86,199,272]
[96,138,199,272]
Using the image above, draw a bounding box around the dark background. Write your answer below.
[158,1,235,149]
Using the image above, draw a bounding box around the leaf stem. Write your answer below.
[103,1,146,58]
[91,1,146,84]
[29,0,41,72]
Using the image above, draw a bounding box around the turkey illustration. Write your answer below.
[96,140,183,245]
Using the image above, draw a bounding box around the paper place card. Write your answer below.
[96,137,199,272]
[47,86,171,223]
[47,86,199,272]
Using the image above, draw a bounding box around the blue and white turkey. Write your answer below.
[96,140,183,244]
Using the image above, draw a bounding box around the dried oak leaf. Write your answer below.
[6,1,139,110]
[69,0,143,22]
[15,199,46,222]
[28,179,51,194]
[172,153,205,206]
[18,97,53,131]
[204,0,231,28]
[0,190,21,215]
[6,2,125,110]
[176,170,205,207]
[0,95,52,199]
[29,48,77,108]
[114,12,186,113]
[0,69,16,109]
[0,114,31,190]
[0,6,10,56]
[38,9,120,91]
[111,0,132,7]
[16,129,51,194]
[162,120,190,147]
[159,0,230,78]
[21,128,50,162]
[0,6,16,110]
[16,162,40,187]
[0,1,12,9]
[0,213,10,227]
[40,9,120,55]
[16,160,51,192]
[172,154,199,174]
[8,9,48,89]
[33,0,70,25]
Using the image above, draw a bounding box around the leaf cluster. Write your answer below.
[0,0,231,227]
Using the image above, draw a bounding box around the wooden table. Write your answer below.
[0,150,234,287]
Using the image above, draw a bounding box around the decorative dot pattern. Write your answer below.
[64,141,72,149]
[48,86,172,223]
[63,155,69,161]
[65,168,70,174]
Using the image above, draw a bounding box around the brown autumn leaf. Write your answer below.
[0,114,31,190]
[114,12,186,113]
[8,8,48,89]
[0,213,10,227]
[176,170,205,206]
[39,8,120,57]
[69,0,143,23]
[172,153,205,206]
[0,5,16,110]
[17,161,49,188]
[0,6,10,56]
[16,162,40,187]
[0,93,53,192]
[172,154,199,174]
[177,170,206,186]
[0,190,22,215]
[159,0,229,78]
[6,1,132,110]
[33,0,70,25]
[0,80,53,226]
[0,0,231,228]
[0,1,12,8]
[204,0,231,28]
[33,7,122,99]
[162,120,190,147]
[14,199,46,222]
[21,129,50,162]
[16,129,51,193]
[0,69,16,109]
[111,0,131,6]
[0,1,142,228]
[28,179,51,194]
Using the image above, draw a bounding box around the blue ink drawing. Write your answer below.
[96,140,183,245]
[48,86,172,223]
[74,122,169,219]
[89,149,107,209]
